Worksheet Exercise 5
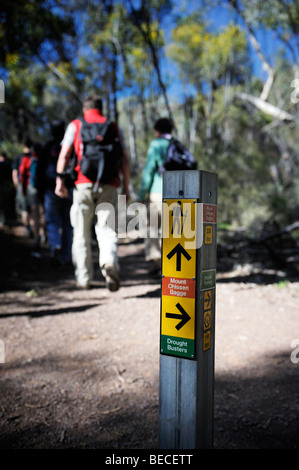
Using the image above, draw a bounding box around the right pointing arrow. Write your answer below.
[166,243,191,271]
[166,302,191,331]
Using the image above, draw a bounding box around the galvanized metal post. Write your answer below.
[159,170,218,449]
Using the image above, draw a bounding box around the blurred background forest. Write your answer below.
[0,0,299,235]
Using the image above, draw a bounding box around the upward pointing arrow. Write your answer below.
[166,243,191,271]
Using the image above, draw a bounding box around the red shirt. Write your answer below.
[71,109,121,187]
[19,154,31,187]
[19,153,38,189]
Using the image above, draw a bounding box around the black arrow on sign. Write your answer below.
[166,243,191,271]
[204,291,212,309]
[166,302,191,331]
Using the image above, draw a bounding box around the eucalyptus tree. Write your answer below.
[224,0,299,223]
[168,15,249,165]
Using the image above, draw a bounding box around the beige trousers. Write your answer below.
[145,192,162,262]
[70,183,119,286]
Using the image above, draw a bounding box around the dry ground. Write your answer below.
[0,225,298,450]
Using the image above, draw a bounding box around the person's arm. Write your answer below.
[54,142,73,198]
[12,168,18,188]
[54,122,75,198]
[138,141,158,202]
[11,157,20,188]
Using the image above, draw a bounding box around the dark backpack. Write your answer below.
[79,118,122,188]
[160,138,197,173]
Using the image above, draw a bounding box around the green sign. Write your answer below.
[160,335,195,359]
[200,269,216,290]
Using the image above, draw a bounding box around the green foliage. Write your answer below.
[168,18,248,89]
[0,0,74,66]
[0,141,23,161]
[0,0,298,232]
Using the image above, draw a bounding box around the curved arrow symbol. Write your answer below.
[166,302,191,331]
[166,243,191,271]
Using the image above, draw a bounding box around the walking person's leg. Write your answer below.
[144,192,162,274]
[94,185,120,291]
[60,195,73,265]
[70,184,94,288]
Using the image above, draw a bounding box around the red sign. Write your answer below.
[162,276,196,299]
[203,204,217,223]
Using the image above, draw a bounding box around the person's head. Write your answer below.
[23,138,33,153]
[0,150,7,161]
[51,120,65,141]
[83,94,103,113]
[154,117,174,136]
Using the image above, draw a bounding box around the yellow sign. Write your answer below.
[203,310,212,330]
[203,331,211,351]
[162,199,197,279]
[203,290,213,348]
[161,199,198,359]
[204,225,213,244]
[204,290,212,310]
[161,296,195,340]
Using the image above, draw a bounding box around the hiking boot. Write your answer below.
[75,281,91,290]
[104,264,120,292]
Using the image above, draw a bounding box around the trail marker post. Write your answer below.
[159,170,218,449]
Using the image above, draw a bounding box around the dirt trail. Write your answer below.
[0,226,298,449]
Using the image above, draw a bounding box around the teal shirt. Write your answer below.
[138,137,169,201]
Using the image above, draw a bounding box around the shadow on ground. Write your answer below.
[0,348,297,449]
[0,226,298,449]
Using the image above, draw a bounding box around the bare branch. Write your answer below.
[227,0,275,101]
[38,52,84,105]
[235,92,295,121]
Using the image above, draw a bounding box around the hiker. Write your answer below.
[12,141,32,237]
[55,94,130,291]
[138,117,174,275]
[38,120,73,267]
[12,139,42,247]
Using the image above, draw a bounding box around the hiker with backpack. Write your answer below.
[38,120,73,267]
[12,140,32,238]
[138,117,197,275]
[13,139,43,248]
[54,94,130,291]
